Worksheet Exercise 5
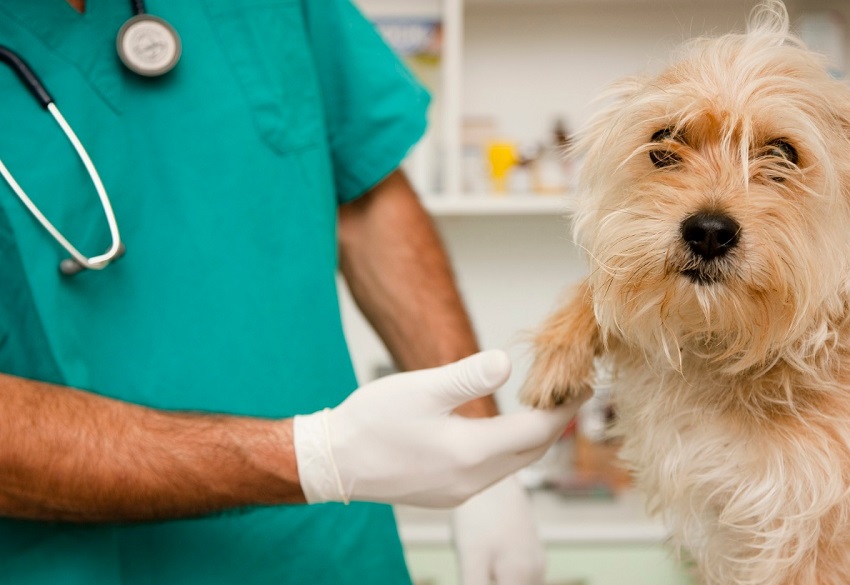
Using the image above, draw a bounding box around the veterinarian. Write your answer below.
[0,1,588,584]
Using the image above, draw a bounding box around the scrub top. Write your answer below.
[0,0,428,583]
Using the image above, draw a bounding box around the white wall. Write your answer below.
[463,1,759,146]
[462,0,848,147]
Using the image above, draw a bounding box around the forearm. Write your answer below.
[338,170,497,418]
[0,373,303,522]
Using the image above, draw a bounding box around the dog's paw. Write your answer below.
[520,344,594,410]
[520,282,600,410]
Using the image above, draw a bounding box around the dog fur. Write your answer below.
[521,3,850,583]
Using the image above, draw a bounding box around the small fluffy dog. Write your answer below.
[522,2,850,584]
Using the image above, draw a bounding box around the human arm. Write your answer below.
[337,169,497,418]
[0,373,304,522]
[0,352,583,522]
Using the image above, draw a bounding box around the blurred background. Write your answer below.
[338,1,849,583]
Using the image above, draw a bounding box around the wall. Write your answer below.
[339,213,584,412]
[463,0,848,147]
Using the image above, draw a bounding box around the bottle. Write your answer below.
[534,142,566,194]
[534,118,572,195]
[486,141,518,195]
[508,144,537,195]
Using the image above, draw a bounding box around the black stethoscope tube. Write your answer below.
[130,0,146,16]
[0,47,52,109]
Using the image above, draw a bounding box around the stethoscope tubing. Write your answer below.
[0,0,177,275]
[0,46,52,108]
[0,47,124,274]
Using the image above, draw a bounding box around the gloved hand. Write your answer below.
[293,350,588,508]
[452,474,545,585]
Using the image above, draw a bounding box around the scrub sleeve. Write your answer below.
[0,0,429,583]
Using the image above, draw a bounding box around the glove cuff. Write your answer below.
[293,409,348,505]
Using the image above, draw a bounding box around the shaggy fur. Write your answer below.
[521,3,850,583]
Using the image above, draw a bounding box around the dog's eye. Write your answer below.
[764,139,799,182]
[651,128,674,142]
[649,128,682,169]
[767,139,798,165]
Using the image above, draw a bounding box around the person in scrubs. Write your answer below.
[0,1,587,584]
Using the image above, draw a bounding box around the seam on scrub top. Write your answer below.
[0,6,123,116]
[204,0,300,16]
[197,0,323,158]
[336,115,428,204]
[0,205,69,387]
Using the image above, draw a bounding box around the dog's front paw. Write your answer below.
[520,343,595,409]
[520,282,601,410]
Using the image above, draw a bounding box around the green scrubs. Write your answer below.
[0,0,428,583]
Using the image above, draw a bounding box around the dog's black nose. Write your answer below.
[680,212,740,260]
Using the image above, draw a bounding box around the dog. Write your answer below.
[521,2,850,583]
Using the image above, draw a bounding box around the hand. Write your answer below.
[293,350,589,507]
[452,474,545,585]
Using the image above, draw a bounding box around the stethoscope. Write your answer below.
[0,1,181,276]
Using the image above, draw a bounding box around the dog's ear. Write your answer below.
[830,72,850,140]
[836,95,850,199]
[744,1,850,198]
[815,63,850,194]
[838,96,850,147]
[746,0,850,149]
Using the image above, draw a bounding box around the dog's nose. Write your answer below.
[680,212,740,260]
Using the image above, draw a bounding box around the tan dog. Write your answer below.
[522,2,850,583]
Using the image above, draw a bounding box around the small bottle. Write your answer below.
[508,144,537,195]
[486,141,518,195]
[554,118,575,188]
[535,144,566,194]
[534,118,572,195]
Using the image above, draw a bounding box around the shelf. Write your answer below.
[422,193,569,216]
[466,0,749,5]
[395,489,669,545]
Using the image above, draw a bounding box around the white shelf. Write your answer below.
[466,0,751,5]
[422,194,569,216]
[395,489,669,546]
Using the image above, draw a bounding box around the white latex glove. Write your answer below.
[293,350,587,508]
[452,474,545,585]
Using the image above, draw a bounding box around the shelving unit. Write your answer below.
[422,193,568,216]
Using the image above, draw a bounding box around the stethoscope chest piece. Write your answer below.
[116,14,181,77]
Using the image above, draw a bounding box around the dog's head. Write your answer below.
[574,0,850,372]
